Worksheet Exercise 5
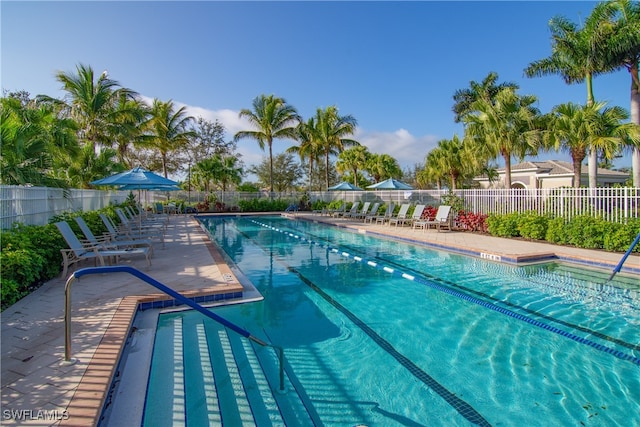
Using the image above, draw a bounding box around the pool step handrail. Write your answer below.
[62,265,285,392]
[608,231,640,281]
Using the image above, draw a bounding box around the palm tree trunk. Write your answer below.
[503,153,512,189]
[268,142,274,194]
[325,152,330,189]
[586,74,598,188]
[630,62,640,187]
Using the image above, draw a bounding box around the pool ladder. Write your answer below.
[61,265,285,392]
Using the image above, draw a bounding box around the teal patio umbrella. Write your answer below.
[328,181,363,191]
[366,178,413,190]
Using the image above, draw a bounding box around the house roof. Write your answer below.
[507,160,628,177]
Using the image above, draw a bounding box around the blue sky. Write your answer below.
[2,1,634,177]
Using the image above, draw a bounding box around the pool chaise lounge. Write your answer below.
[55,221,152,278]
[414,205,453,232]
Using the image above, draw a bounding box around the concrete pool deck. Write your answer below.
[1,212,638,426]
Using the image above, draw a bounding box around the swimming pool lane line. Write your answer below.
[251,219,640,366]
[233,220,492,427]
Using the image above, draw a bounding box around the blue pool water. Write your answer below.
[143,215,640,426]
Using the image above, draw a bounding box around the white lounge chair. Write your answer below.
[393,204,425,227]
[362,202,381,223]
[347,202,370,220]
[55,221,151,278]
[372,203,395,225]
[388,203,411,227]
[338,202,360,218]
[413,205,453,232]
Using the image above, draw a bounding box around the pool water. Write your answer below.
[143,215,640,426]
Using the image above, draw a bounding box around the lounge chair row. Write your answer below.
[320,202,454,231]
[55,207,169,278]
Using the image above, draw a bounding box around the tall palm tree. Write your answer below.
[452,71,518,123]
[546,101,634,187]
[313,106,359,189]
[463,88,542,188]
[140,99,195,178]
[524,11,616,187]
[286,118,324,191]
[336,146,370,186]
[234,94,300,193]
[39,64,137,154]
[592,0,640,186]
[108,93,149,167]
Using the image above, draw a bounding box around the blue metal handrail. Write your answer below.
[608,231,640,281]
[62,265,285,391]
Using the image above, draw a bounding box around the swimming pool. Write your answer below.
[142,215,639,426]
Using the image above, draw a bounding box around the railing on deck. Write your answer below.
[2,185,638,228]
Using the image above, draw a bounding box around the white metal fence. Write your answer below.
[1,185,638,229]
[1,186,129,230]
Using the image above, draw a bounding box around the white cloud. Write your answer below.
[355,128,439,170]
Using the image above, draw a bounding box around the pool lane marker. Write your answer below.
[251,219,640,366]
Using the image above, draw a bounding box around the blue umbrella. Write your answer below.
[91,167,179,188]
[366,178,413,190]
[328,181,363,191]
[118,184,181,191]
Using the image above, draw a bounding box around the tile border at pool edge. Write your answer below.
[58,237,245,427]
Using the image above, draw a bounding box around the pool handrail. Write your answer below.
[62,265,285,392]
[608,231,640,281]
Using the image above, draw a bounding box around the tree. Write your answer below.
[546,101,636,187]
[524,11,616,187]
[190,117,235,159]
[39,64,137,154]
[452,71,518,123]
[365,153,402,183]
[313,106,359,189]
[424,135,470,190]
[463,88,542,188]
[592,0,640,186]
[249,152,303,192]
[140,99,196,178]
[286,118,324,191]
[65,143,124,189]
[336,146,370,186]
[0,96,78,187]
[234,94,300,193]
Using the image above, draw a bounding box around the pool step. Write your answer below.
[143,315,315,426]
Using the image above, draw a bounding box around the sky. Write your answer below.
[1,0,634,181]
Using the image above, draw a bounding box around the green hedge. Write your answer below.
[487,211,640,252]
[0,207,122,310]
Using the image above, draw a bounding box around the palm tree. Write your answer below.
[40,64,137,153]
[592,0,640,186]
[108,93,149,167]
[286,118,324,191]
[452,71,518,123]
[0,97,78,187]
[140,99,195,178]
[365,153,402,183]
[524,12,616,187]
[234,94,300,193]
[546,101,634,187]
[463,88,542,188]
[336,146,370,186]
[313,106,359,189]
[426,135,470,190]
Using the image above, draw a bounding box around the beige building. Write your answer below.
[474,160,630,189]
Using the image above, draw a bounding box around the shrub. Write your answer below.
[487,212,520,237]
[545,217,569,245]
[604,219,640,252]
[564,215,606,249]
[456,210,488,232]
[517,212,549,241]
[238,198,290,212]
